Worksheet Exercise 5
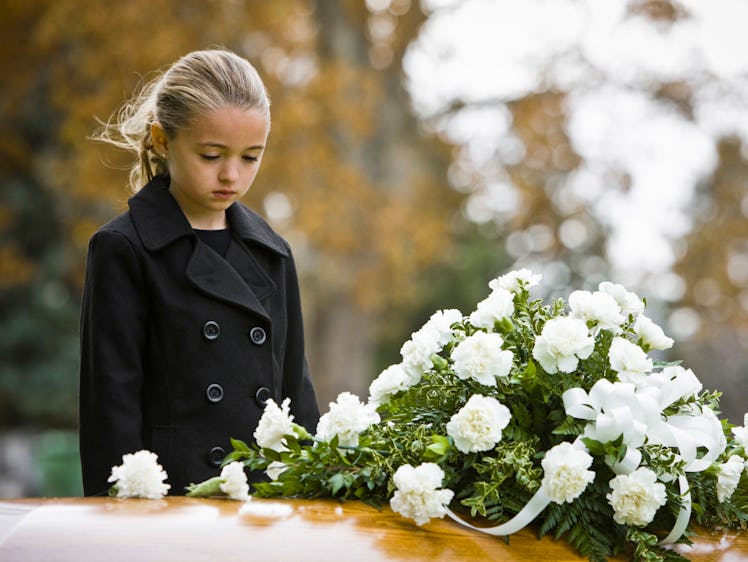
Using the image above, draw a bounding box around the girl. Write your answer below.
[80,49,319,496]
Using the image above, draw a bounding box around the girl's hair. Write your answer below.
[94,49,270,192]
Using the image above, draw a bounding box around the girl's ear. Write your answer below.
[151,123,169,158]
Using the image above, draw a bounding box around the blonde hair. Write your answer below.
[94,49,271,192]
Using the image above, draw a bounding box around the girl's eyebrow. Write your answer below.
[196,141,265,150]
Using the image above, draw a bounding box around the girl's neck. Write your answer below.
[187,214,228,230]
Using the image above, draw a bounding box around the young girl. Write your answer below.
[80,49,319,496]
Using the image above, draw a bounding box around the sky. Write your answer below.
[402,0,748,298]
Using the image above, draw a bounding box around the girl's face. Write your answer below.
[152,105,270,229]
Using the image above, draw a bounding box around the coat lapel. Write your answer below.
[129,175,288,320]
[186,240,272,320]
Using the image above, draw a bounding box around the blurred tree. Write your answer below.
[0,0,80,426]
[673,137,748,423]
[1,0,463,423]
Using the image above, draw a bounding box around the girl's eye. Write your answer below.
[243,155,259,162]
[200,154,220,160]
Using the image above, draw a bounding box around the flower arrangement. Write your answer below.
[206,269,748,561]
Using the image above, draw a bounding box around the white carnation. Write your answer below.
[469,287,515,330]
[491,269,542,293]
[400,311,461,384]
[541,442,595,504]
[731,414,748,449]
[716,455,745,503]
[423,309,463,346]
[265,461,287,481]
[606,468,667,526]
[368,364,410,406]
[316,392,380,446]
[254,397,295,452]
[569,290,625,333]
[532,316,595,374]
[389,463,455,526]
[219,461,250,501]
[108,450,170,499]
[446,395,511,453]
[400,329,441,385]
[598,281,645,319]
[633,315,674,351]
[451,331,514,386]
[609,337,653,384]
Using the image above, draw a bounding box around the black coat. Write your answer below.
[79,175,319,496]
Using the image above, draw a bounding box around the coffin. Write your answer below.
[0,497,744,561]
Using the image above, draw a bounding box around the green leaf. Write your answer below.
[329,473,346,495]
[230,437,251,452]
[581,438,605,456]
[425,434,450,457]
[524,359,537,378]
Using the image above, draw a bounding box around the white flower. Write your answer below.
[469,287,514,330]
[368,364,410,406]
[716,455,745,503]
[446,395,511,453]
[451,331,514,386]
[219,462,250,501]
[254,398,295,452]
[400,329,441,385]
[423,309,463,347]
[399,311,461,384]
[541,442,595,504]
[569,290,625,333]
[532,316,595,374]
[633,315,674,351]
[606,468,667,527]
[609,337,653,384]
[108,450,170,499]
[731,414,748,450]
[598,281,645,319]
[491,269,542,293]
[265,461,287,481]
[316,392,380,446]
[389,463,454,526]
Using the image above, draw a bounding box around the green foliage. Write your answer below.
[540,485,621,562]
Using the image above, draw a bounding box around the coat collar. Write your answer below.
[128,175,288,258]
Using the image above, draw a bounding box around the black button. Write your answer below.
[249,326,267,345]
[255,386,272,406]
[202,321,220,341]
[207,446,226,467]
[206,383,224,403]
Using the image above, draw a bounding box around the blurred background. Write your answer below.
[1,0,746,497]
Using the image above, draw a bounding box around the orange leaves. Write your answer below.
[0,243,35,289]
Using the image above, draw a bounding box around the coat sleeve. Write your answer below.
[281,248,320,433]
[79,229,147,496]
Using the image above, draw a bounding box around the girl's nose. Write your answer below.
[219,160,239,182]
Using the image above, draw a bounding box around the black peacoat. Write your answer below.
[79,175,319,496]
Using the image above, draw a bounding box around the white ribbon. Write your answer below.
[659,475,691,545]
[562,377,725,475]
[446,486,551,536]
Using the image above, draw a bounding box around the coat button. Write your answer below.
[202,321,220,341]
[206,383,224,403]
[249,326,267,345]
[255,386,272,406]
[207,446,226,467]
